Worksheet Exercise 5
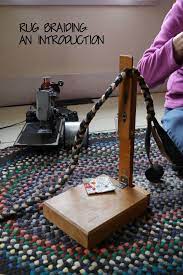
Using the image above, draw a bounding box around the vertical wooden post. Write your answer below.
[118,55,137,187]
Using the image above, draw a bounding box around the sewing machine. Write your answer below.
[14,77,88,148]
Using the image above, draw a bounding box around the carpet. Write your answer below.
[0,129,182,274]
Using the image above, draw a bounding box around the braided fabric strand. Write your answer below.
[134,69,155,120]
[133,69,156,164]
[0,71,128,222]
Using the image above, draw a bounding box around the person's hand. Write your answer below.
[173,32,183,65]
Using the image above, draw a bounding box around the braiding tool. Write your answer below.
[43,56,150,248]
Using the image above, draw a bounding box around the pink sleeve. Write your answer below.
[137,0,183,88]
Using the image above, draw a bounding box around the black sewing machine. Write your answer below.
[14,77,88,148]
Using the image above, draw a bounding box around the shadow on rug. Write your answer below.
[0,129,182,274]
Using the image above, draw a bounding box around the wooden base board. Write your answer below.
[43,178,150,248]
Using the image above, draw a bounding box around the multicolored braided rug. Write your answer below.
[0,129,182,274]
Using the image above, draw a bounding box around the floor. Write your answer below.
[0,93,165,149]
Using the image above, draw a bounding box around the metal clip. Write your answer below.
[120,175,129,185]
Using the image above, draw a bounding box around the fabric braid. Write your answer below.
[0,71,127,222]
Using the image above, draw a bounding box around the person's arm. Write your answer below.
[137,0,183,88]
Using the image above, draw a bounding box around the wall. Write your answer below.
[0,0,174,106]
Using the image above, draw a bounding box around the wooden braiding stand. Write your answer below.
[43,55,150,248]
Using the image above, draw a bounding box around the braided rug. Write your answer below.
[0,129,182,274]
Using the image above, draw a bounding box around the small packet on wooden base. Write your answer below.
[83,175,116,195]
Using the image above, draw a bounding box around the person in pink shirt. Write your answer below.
[138,0,183,172]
